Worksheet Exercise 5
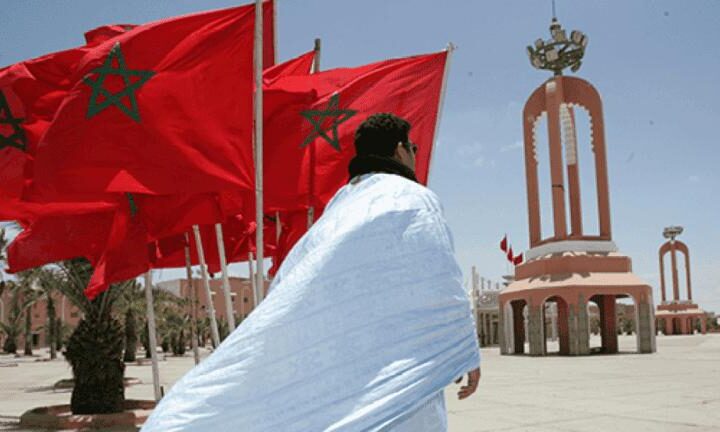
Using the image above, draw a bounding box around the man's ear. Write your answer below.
[393,142,403,159]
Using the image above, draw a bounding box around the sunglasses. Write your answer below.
[403,141,418,155]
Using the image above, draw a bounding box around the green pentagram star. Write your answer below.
[125,192,138,217]
[0,90,26,152]
[83,42,155,123]
[300,93,357,151]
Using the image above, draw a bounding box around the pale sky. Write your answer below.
[1,1,718,312]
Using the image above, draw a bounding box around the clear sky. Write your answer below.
[1,1,718,311]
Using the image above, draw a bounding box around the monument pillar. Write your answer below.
[528,304,545,356]
[545,80,568,240]
[670,241,681,302]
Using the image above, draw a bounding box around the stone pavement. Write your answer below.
[1,334,718,431]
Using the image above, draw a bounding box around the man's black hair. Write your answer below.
[353,113,411,157]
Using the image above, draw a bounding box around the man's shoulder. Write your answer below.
[362,173,443,213]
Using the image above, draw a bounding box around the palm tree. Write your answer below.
[0,281,33,354]
[115,281,145,362]
[53,258,128,414]
[15,269,50,357]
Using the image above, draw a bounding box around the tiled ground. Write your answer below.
[1,334,718,431]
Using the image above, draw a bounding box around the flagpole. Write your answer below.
[275,211,281,245]
[307,38,321,229]
[249,251,258,307]
[184,233,200,365]
[254,0,265,303]
[214,223,236,331]
[192,225,221,347]
[143,270,162,401]
[272,0,278,65]
[426,42,455,187]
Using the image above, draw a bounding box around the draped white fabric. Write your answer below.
[142,173,480,432]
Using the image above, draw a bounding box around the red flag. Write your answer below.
[33,2,274,198]
[84,24,137,46]
[512,253,524,265]
[7,202,119,272]
[0,46,88,201]
[507,246,514,263]
[263,51,448,211]
[85,201,152,299]
[263,50,314,84]
[268,208,321,276]
[150,214,278,272]
[500,235,508,252]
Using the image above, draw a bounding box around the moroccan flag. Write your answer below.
[268,208,316,276]
[500,235,508,252]
[7,202,119,273]
[84,24,137,46]
[150,215,278,272]
[263,50,448,211]
[33,1,275,198]
[507,246,514,263]
[0,46,88,200]
[263,50,314,84]
[513,253,524,265]
[85,201,152,299]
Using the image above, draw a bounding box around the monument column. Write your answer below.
[545,79,568,240]
[684,249,693,301]
[658,249,667,303]
[670,240,680,301]
[528,304,545,356]
[564,107,583,237]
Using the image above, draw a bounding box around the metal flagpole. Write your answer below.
[307,38,321,229]
[275,211,281,244]
[143,270,162,401]
[184,233,200,365]
[426,42,455,188]
[249,251,259,307]
[215,224,236,331]
[254,0,265,303]
[192,225,220,347]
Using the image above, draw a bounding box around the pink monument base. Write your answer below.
[19,400,155,430]
[656,303,707,335]
[499,247,656,356]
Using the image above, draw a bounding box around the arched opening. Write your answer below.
[661,252,673,303]
[509,299,528,354]
[566,107,600,236]
[534,114,558,241]
[542,295,570,355]
[587,299,601,351]
[676,250,689,302]
[656,318,667,335]
[619,295,642,353]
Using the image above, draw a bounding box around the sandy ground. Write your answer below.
[1,333,718,431]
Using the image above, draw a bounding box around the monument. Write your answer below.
[498,17,656,356]
[655,226,707,335]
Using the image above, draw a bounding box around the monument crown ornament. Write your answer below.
[526,17,588,75]
[663,225,684,240]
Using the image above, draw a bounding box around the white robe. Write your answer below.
[142,173,480,432]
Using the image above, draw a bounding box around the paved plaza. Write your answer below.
[0,334,718,431]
